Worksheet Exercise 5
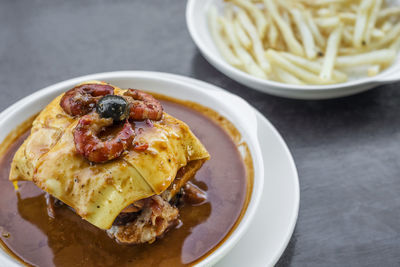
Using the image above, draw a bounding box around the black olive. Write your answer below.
[96,95,128,121]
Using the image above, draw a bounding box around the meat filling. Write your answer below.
[107,195,179,244]
[44,179,207,245]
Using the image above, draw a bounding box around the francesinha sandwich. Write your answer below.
[9,81,210,244]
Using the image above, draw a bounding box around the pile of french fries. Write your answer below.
[208,0,400,85]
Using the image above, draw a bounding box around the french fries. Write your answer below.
[208,6,242,67]
[268,19,279,48]
[315,17,341,28]
[208,0,400,85]
[280,52,347,82]
[364,0,383,44]
[320,24,342,80]
[378,7,400,21]
[219,16,267,78]
[305,11,325,48]
[274,66,305,85]
[263,0,304,56]
[229,0,268,38]
[334,49,396,67]
[353,0,374,48]
[233,18,251,49]
[372,23,400,49]
[236,8,272,73]
[266,50,328,84]
[291,9,317,59]
[368,65,381,77]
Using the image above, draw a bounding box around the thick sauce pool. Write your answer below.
[0,99,249,267]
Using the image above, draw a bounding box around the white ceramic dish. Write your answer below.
[186,0,400,100]
[0,71,265,267]
[0,71,299,266]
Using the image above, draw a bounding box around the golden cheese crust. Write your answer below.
[9,81,210,230]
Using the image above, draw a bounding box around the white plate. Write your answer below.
[158,73,299,266]
[0,71,299,266]
[186,0,400,100]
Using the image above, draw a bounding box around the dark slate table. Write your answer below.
[1,1,399,266]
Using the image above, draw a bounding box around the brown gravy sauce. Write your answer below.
[0,94,253,267]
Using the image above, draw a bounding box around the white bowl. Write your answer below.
[186,0,400,100]
[0,71,264,267]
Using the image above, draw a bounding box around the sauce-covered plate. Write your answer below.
[0,71,264,266]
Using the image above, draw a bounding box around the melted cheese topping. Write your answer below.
[9,81,209,229]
